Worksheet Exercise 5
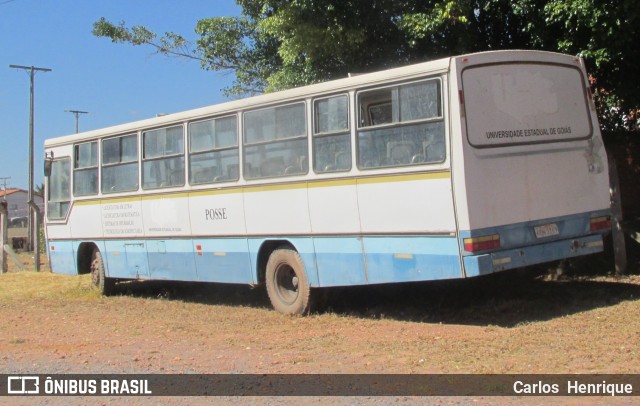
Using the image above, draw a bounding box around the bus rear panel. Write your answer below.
[451,51,610,277]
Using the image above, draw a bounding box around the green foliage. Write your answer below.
[92,1,640,129]
[544,0,640,130]
[92,17,204,63]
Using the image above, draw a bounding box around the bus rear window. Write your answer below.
[462,63,592,148]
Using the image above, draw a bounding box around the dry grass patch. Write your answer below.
[1,252,640,374]
[0,271,100,302]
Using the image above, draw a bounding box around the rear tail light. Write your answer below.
[590,216,611,232]
[464,234,500,252]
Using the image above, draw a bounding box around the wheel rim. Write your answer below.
[273,262,299,305]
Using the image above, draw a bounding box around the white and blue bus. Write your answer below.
[44,50,612,314]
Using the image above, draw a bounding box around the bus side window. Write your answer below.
[188,115,239,185]
[73,141,98,196]
[313,94,351,174]
[356,79,444,170]
[102,134,139,193]
[47,157,71,220]
[243,102,308,180]
[143,125,185,189]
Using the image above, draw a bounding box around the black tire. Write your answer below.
[265,249,312,315]
[90,249,115,296]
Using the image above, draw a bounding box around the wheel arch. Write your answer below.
[255,239,295,285]
[77,242,99,275]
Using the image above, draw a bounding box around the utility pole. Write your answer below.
[9,64,51,271]
[1,177,10,273]
[0,177,10,201]
[65,109,89,133]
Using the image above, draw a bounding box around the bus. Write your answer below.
[44,50,612,315]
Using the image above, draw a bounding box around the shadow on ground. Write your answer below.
[107,260,640,328]
[321,271,640,327]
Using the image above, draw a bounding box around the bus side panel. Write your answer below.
[244,187,312,235]
[362,236,462,284]
[69,203,103,239]
[103,240,149,279]
[147,239,198,281]
[189,191,247,236]
[100,198,144,239]
[356,174,455,234]
[313,237,367,286]
[46,221,75,274]
[141,197,192,238]
[47,240,77,275]
[193,238,253,284]
[308,181,360,234]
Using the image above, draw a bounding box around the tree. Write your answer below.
[544,0,640,130]
[92,0,639,129]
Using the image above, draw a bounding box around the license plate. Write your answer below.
[534,223,559,238]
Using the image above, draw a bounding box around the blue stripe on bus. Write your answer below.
[361,236,462,284]
[458,210,609,276]
[193,238,253,284]
[313,236,462,287]
[48,240,77,275]
[463,233,604,277]
[50,221,606,287]
[313,237,368,286]
[458,209,610,255]
[53,235,464,287]
[104,240,149,279]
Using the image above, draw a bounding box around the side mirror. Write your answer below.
[44,152,54,177]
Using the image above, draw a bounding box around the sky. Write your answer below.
[0,0,240,190]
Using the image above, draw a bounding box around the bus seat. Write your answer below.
[387,142,413,164]
[261,157,285,176]
[426,140,445,162]
[335,152,350,170]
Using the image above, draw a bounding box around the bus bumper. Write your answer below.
[462,233,605,277]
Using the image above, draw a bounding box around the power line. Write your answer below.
[0,0,20,6]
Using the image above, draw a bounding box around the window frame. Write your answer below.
[142,124,186,190]
[101,133,140,194]
[72,140,99,197]
[355,77,445,171]
[357,78,443,130]
[188,114,240,185]
[46,157,72,221]
[242,101,309,180]
[312,93,352,174]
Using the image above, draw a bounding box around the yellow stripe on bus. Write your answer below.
[72,170,451,206]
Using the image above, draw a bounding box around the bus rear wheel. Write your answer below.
[265,249,312,315]
[90,249,114,296]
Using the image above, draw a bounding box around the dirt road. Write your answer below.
[1,254,639,404]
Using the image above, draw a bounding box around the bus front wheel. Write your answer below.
[90,249,115,296]
[265,249,312,315]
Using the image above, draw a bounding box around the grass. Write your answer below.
[0,271,100,302]
[2,251,640,374]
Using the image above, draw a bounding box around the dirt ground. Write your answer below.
[1,252,639,405]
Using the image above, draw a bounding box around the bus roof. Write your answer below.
[44,50,575,147]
